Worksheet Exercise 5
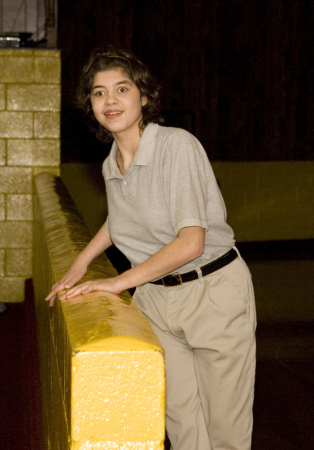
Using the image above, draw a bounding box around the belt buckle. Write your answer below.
[162,272,183,287]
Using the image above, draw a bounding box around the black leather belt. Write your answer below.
[150,248,238,287]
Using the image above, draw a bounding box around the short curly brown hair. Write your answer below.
[77,46,163,143]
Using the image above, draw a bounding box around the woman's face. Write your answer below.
[90,68,147,139]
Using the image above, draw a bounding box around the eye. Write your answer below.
[118,87,127,93]
[94,90,105,97]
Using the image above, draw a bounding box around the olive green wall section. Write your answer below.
[0,49,60,303]
[61,161,314,242]
[61,163,108,236]
[61,161,314,325]
[212,161,314,242]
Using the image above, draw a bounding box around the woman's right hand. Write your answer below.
[45,223,113,307]
[45,258,88,307]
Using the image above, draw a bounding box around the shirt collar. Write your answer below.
[105,123,159,180]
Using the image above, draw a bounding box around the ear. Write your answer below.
[141,96,148,106]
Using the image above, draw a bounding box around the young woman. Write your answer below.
[46,46,256,450]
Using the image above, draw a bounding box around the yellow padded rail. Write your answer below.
[33,172,165,450]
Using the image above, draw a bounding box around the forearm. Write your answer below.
[58,226,205,301]
[45,223,113,305]
[115,226,205,292]
[76,223,113,265]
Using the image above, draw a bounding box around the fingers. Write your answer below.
[61,278,121,298]
[48,294,56,307]
[46,277,120,305]
[44,262,89,306]
[45,277,76,303]
[45,285,65,307]
[45,275,83,306]
[45,289,57,302]
[59,281,95,300]
[45,283,63,302]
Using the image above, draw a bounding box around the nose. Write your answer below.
[105,90,118,105]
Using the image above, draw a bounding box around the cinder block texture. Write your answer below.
[0,194,4,220]
[35,57,61,84]
[0,167,32,194]
[7,195,33,220]
[0,222,32,248]
[34,173,165,450]
[0,250,4,276]
[0,84,5,110]
[34,112,60,138]
[0,276,26,303]
[7,85,60,112]
[0,56,34,83]
[0,112,33,138]
[0,140,5,165]
[0,48,61,302]
[33,167,60,176]
[6,249,32,277]
[8,140,60,166]
[0,50,34,57]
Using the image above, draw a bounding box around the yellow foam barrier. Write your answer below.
[33,172,165,450]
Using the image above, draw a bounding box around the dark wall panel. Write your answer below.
[58,0,314,161]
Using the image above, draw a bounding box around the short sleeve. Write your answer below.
[105,216,110,233]
[161,129,225,235]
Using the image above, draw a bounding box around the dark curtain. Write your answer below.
[58,0,314,161]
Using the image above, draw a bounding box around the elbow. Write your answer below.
[194,240,205,259]
[178,227,205,262]
[188,235,205,261]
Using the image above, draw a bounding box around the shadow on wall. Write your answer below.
[61,162,107,235]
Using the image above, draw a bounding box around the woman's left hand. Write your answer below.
[59,277,123,300]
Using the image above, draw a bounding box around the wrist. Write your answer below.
[75,251,92,267]
[114,272,133,293]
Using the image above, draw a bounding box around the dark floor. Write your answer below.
[1,278,314,449]
[0,281,44,450]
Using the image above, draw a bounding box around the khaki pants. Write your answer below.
[134,251,256,450]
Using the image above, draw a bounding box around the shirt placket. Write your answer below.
[121,172,134,201]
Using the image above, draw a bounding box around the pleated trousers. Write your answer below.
[134,252,256,450]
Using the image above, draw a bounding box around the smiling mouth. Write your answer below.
[105,111,123,118]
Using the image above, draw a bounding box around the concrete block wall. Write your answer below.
[0,49,61,303]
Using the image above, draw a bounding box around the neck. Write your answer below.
[114,130,142,175]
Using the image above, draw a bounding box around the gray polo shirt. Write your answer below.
[103,123,235,273]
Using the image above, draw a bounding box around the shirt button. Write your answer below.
[123,180,127,185]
